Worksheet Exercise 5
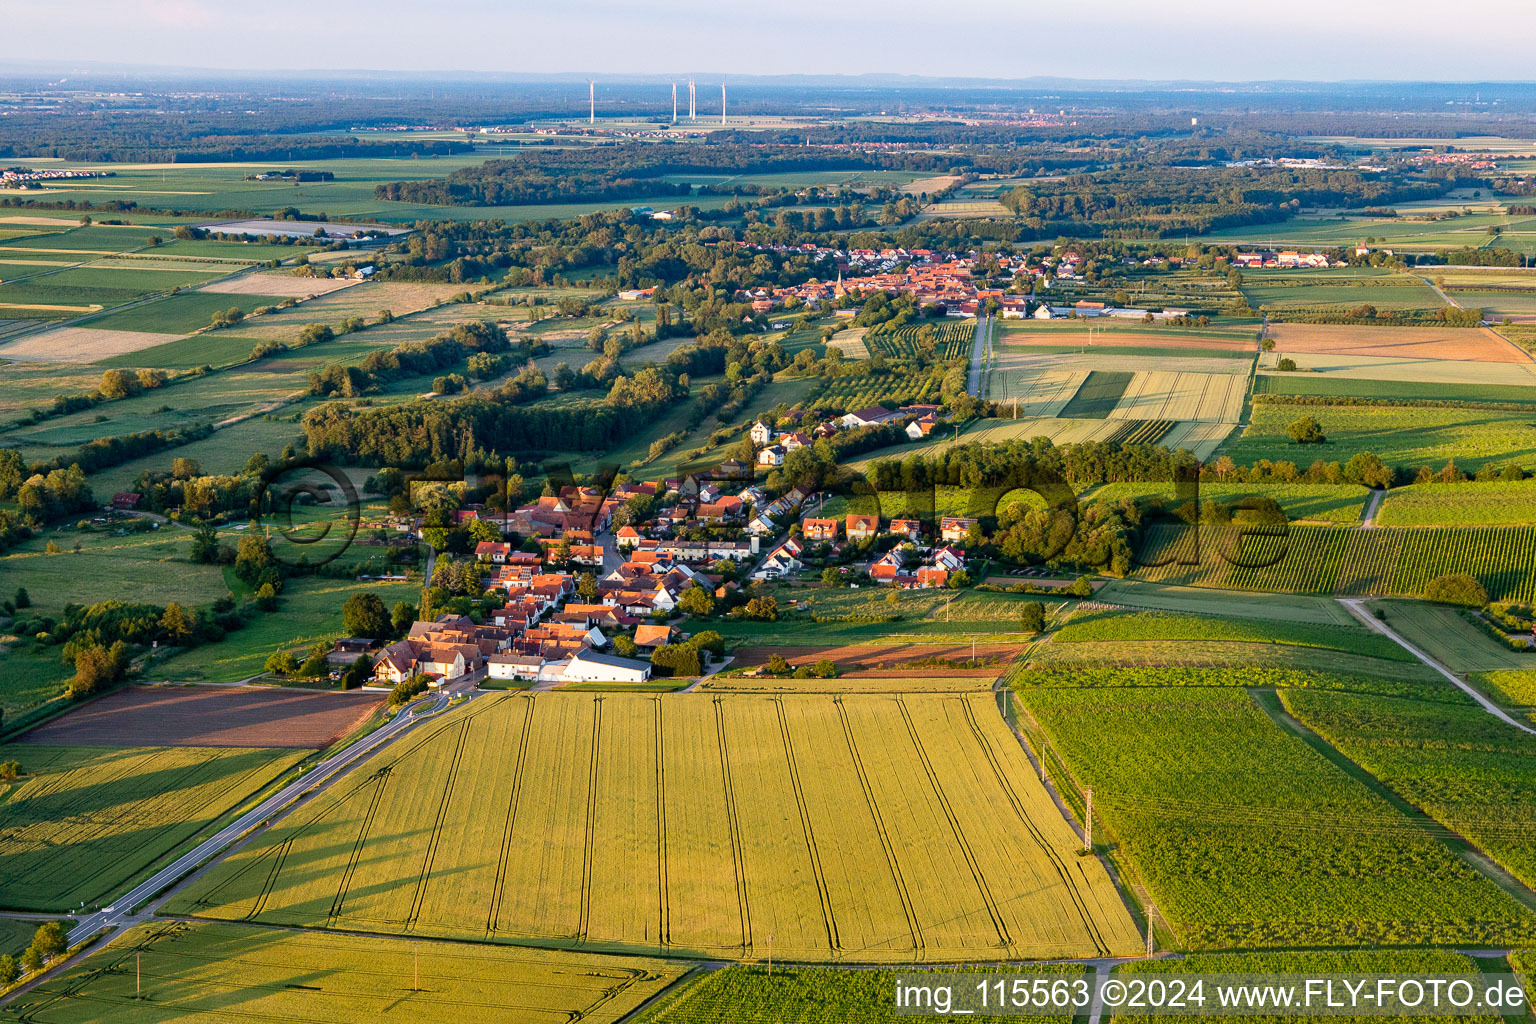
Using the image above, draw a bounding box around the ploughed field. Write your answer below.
[18,685,381,748]
[169,692,1142,962]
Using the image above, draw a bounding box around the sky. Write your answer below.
[5,0,1535,82]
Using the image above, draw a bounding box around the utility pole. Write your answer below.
[413,942,419,991]
[1083,787,1093,852]
[137,951,141,998]
[1145,905,1157,958]
[768,931,774,976]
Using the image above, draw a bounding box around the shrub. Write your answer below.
[1424,572,1489,607]
[389,674,431,706]
[1287,415,1325,444]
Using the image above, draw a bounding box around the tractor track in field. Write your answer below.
[772,696,841,954]
[711,696,753,957]
[834,696,925,956]
[654,697,671,948]
[960,696,1112,957]
[405,717,471,931]
[577,696,604,944]
[895,695,1013,952]
[487,696,534,936]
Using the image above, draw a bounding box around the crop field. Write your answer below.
[1090,581,1359,624]
[1473,670,1536,712]
[1111,950,1505,1024]
[1088,481,1370,522]
[1051,610,1414,662]
[1024,639,1439,682]
[998,323,1256,358]
[1132,523,1536,603]
[917,199,1011,219]
[1013,663,1444,698]
[698,675,997,693]
[639,964,1081,1024]
[1221,402,1536,470]
[1059,371,1135,418]
[726,642,1020,675]
[1264,323,1527,363]
[0,743,307,910]
[823,326,869,358]
[1018,687,1536,948]
[1364,600,1530,674]
[778,587,1056,625]
[1105,371,1248,422]
[171,692,1143,961]
[1377,480,1536,526]
[1262,350,1536,387]
[20,685,382,748]
[985,366,1089,414]
[0,325,187,363]
[1253,373,1536,404]
[76,291,290,335]
[200,273,357,297]
[5,921,688,1024]
[1283,688,1536,891]
[863,319,975,361]
[1241,273,1445,311]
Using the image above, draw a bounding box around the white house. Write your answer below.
[750,421,773,446]
[486,654,545,681]
[757,445,785,467]
[561,649,652,684]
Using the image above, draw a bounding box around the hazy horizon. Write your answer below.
[7,0,1536,83]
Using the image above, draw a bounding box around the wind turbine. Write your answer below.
[588,80,595,124]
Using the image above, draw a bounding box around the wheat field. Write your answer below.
[170,692,1141,962]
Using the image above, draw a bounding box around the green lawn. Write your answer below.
[159,576,419,682]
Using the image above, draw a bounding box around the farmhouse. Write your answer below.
[841,405,898,429]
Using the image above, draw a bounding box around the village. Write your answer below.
[346,410,984,691]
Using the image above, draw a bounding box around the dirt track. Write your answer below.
[19,685,382,748]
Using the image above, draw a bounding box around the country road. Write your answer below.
[1338,597,1536,736]
[63,687,468,947]
[967,312,992,396]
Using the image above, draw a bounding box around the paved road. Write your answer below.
[1338,597,1536,736]
[967,313,991,396]
[64,688,464,946]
